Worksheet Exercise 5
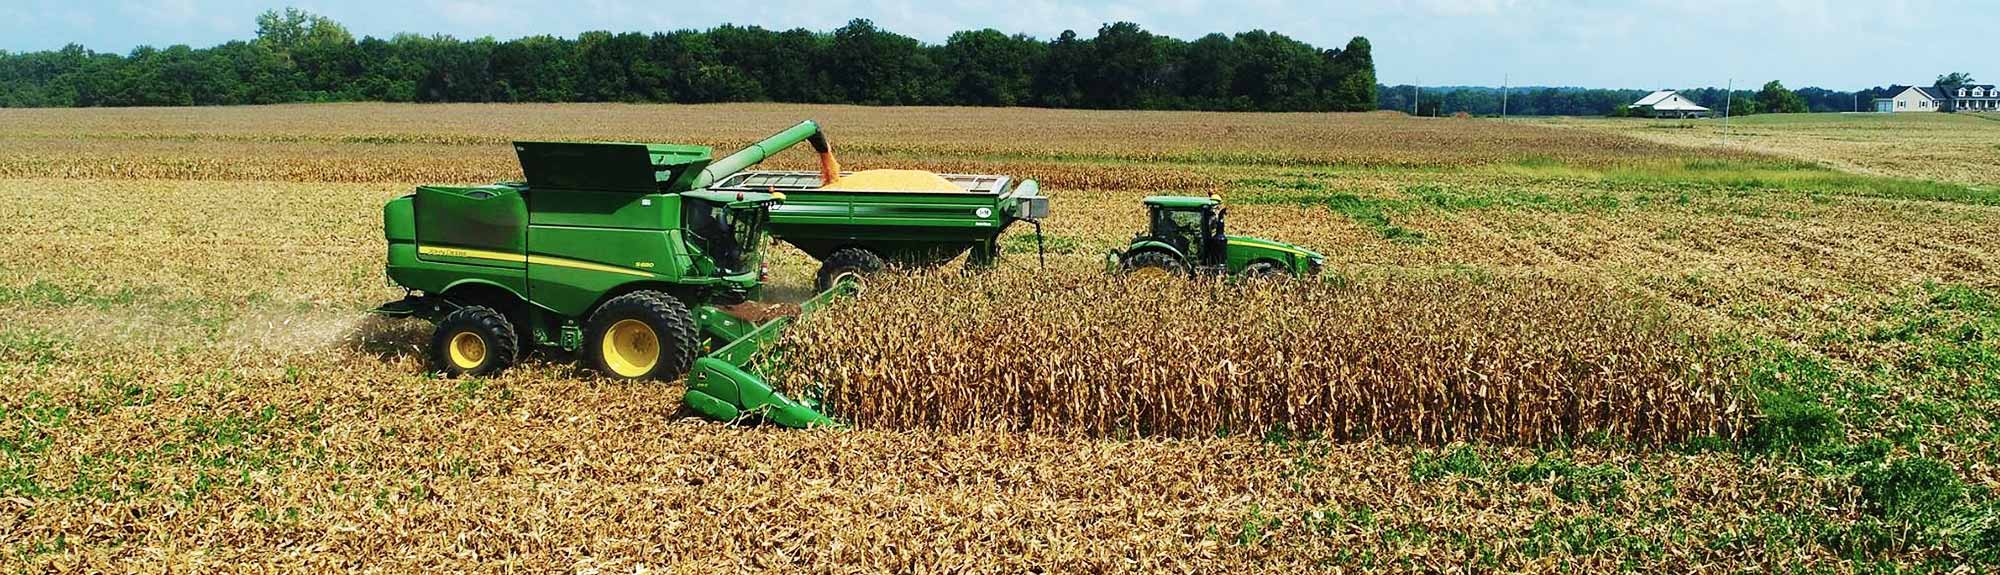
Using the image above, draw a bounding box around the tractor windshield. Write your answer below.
[682,198,766,276]
[1151,207,1207,255]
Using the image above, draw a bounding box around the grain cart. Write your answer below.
[374,121,848,427]
[710,170,1050,291]
[1108,195,1325,278]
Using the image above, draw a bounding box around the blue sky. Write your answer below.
[0,0,1988,90]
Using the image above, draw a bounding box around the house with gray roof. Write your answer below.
[1874,84,1998,112]
[1628,90,1711,118]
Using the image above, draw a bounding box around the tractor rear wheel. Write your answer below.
[429,306,519,377]
[1124,250,1185,279]
[815,248,885,292]
[585,291,697,381]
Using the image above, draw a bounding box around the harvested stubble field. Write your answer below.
[1,103,1997,572]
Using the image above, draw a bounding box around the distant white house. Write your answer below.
[1873,84,1999,112]
[1628,90,1711,118]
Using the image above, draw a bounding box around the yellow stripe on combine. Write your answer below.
[418,245,654,278]
[418,244,526,263]
[531,254,655,277]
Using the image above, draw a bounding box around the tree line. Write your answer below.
[1382,82,1922,117]
[0,8,1378,112]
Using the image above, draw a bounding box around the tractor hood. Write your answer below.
[1226,235,1324,262]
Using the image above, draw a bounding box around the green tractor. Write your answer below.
[374,121,847,427]
[1109,195,1324,279]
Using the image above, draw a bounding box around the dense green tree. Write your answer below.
[0,8,1382,112]
[1728,94,1759,116]
[939,29,1041,106]
[1030,30,1089,108]
[1230,31,1320,111]
[1328,37,1376,112]
[490,36,578,102]
[1179,34,1242,110]
[1756,80,1807,114]
[825,19,937,105]
[1084,22,1167,109]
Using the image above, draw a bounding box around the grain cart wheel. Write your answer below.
[1239,260,1290,280]
[815,248,885,292]
[429,306,519,377]
[1124,251,1185,279]
[585,291,697,381]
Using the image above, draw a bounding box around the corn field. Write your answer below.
[4,104,1997,572]
[779,271,1740,444]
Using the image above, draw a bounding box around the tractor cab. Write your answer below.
[1141,195,1228,269]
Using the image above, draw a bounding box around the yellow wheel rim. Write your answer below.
[601,319,659,378]
[1132,266,1171,279]
[448,331,487,370]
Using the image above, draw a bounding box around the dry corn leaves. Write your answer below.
[779,271,1740,444]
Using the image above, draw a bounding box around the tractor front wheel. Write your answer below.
[1124,250,1185,279]
[1239,260,1290,280]
[429,306,520,377]
[815,248,885,292]
[585,291,698,381]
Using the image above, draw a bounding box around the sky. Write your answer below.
[0,0,1988,90]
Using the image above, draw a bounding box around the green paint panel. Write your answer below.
[514,141,714,193]
[386,243,527,299]
[414,184,527,266]
[528,190,673,229]
[526,225,672,317]
[758,186,1034,264]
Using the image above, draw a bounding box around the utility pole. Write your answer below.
[1412,78,1421,116]
[1501,74,1509,118]
[1721,78,1733,145]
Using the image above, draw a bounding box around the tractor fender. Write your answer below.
[1241,257,1295,276]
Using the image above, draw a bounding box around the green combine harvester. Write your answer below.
[1109,194,1325,278]
[373,121,1046,428]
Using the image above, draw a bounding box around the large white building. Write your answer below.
[1628,90,1712,118]
[1874,85,2000,112]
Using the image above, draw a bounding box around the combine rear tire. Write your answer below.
[585,291,697,381]
[815,248,885,292]
[1124,251,1185,278]
[429,306,519,377]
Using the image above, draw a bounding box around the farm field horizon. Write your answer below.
[1,103,1996,572]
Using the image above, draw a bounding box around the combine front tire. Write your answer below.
[815,248,885,292]
[585,291,697,381]
[429,306,519,377]
[1124,251,1185,279]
